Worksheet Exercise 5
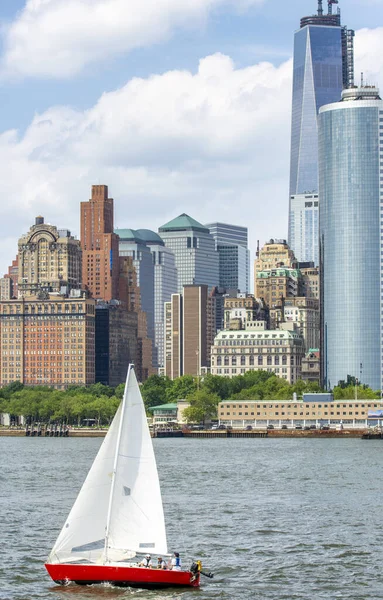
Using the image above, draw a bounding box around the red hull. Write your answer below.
[45,563,200,589]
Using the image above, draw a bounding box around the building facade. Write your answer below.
[159,214,219,293]
[319,85,383,391]
[288,2,354,263]
[270,297,320,351]
[164,285,211,379]
[0,296,95,388]
[18,217,82,298]
[116,229,156,366]
[137,230,178,369]
[80,185,120,301]
[218,399,383,428]
[95,300,138,387]
[289,193,319,265]
[206,222,250,292]
[211,322,304,383]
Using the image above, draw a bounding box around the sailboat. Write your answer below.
[45,365,202,588]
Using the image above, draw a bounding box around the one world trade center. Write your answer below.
[288,0,354,265]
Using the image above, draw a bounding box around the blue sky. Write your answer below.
[0,0,382,276]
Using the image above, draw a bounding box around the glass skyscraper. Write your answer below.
[319,86,383,391]
[159,214,219,294]
[205,222,250,292]
[288,1,354,264]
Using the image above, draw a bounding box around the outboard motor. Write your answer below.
[190,560,214,579]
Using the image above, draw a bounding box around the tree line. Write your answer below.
[1,371,378,426]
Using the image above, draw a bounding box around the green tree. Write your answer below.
[166,375,197,402]
[141,374,172,409]
[183,389,220,424]
[200,374,231,399]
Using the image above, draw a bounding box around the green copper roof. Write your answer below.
[159,213,208,233]
[149,403,178,411]
[114,228,145,243]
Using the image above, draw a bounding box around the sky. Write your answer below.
[0,0,382,276]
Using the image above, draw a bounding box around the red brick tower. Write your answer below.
[80,185,119,300]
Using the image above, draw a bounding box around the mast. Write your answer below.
[104,364,133,563]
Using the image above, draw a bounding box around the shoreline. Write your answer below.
[0,427,371,438]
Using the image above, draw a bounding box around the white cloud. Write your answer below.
[2,0,264,78]
[354,27,383,88]
[0,52,292,275]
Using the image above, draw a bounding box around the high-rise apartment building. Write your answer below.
[319,85,383,390]
[0,296,95,387]
[80,185,119,301]
[18,217,82,298]
[206,222,250,292]
[164,285,212,379]
[288,1,354,264]
[159,214,219,293]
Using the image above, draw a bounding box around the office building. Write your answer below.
[211,321,304,384]
[116,229,156,366]
[301,265,320,299]
[18,217,82,298]
[118,255,154,382]
[319,85,383,390]
[136,230,178,369]
[80,185,119,301]
[288,1,354,263]
[223,293,267,330]
[217,399,383,429]
[270,297,320,351]
[159,214,219,293]
[164,285,211,379]
[206,222,250,292]
[289,193,319,265]
[95,300,137,387]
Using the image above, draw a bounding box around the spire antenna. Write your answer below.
[317,0,323,16]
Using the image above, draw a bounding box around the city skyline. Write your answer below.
[0,1,381,276]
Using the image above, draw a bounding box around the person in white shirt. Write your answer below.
[140,554,152,568]
[170,552,182,571]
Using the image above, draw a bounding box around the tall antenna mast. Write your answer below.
[317,0,323,16]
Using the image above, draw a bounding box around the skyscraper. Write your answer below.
[159,214,219,293]
[80,185,120,301]
[116,229,155,364]
[319,85,383,391]
[288,1,354,264]
[164,285,210,379]
[136,229,178,369]
[205,222,250,292]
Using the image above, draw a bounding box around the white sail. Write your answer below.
[48,365,167,564]
[106,367,168,559]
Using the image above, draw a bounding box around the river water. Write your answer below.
[1,437,383,600]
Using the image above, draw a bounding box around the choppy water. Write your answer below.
[1,437,383,600]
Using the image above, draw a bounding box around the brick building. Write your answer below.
[80,185,119,301]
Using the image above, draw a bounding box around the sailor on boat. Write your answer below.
[157,557,167,569]
[139,554,152,568]
[170,552,182,571]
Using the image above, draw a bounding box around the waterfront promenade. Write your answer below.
[0,426,368,438]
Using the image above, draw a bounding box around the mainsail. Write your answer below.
[48,366,168,564]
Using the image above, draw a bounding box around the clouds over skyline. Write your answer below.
[0,0,381,277]
[1,0,264,78]
[0,52,292,273]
